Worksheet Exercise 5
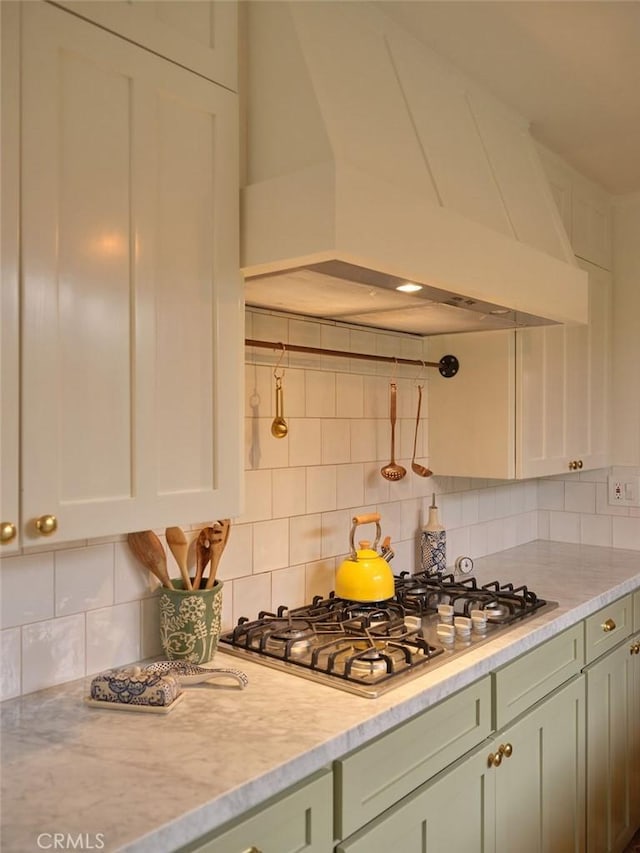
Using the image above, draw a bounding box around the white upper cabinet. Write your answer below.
[52,0,238,91]
[428,260,610,480]
[13,2,242,546]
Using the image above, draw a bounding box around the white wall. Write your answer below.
[2,307,638,701]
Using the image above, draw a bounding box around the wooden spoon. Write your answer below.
[127,531,173,589]
[205,519,231,589]
[165,526,192,590]
[193,526,220,589]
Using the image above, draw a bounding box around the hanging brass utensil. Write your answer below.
[380,382,406,481]
[411,385,432,478]
[271,371,288,438]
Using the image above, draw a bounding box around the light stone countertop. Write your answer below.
[1,540,639,853]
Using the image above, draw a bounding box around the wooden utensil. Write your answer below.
[127,531,173,589]
[205,519,231,588]
[165,526,192,590]
[193,526,219,589]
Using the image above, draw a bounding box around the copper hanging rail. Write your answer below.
[245,338,459,377]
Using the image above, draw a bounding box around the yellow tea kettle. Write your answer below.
[335,513,395,602]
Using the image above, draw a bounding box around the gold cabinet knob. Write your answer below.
[488,751,502,768]
[577,459,583,469]
[568,460,576,470]
[631,643,640,655]
[602,618,616,633]
[35,514,58,536]
[242,848,263,853]
[501,742,513,758]
[0,522,17,544]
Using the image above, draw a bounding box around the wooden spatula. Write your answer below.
[127,531,173,589]
[165,526,192,590]
[205,519,231,589]
[193,526,220,589]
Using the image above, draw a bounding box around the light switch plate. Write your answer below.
[608,467,640,507]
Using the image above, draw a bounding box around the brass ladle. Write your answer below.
[380,382,406,481]
[411,385,432,478]
[271,373,288,438]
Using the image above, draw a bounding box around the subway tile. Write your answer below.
[469,524,488,558]
[220,581,234,632]
[537,510,550,540]
[461,491,480,526]
[216,523,252,581]
[612,517,640,550]
[321,510,353,559]
[478,487,497,521]
[321,419,351,464]
[306,466,337,514]
[55,544,114,617]
[252,518,289,573]
[271,564,307,610]
[245,363,273,417]
[290,514,323,566]
[0,552,54,629]
[115,540,160,603]
[363,462,390,506]
[289,418,321,467]
[249,419,289,469]
[305,371,336,417]
[336,372,364,418]
[350,419,378,463]
[549,511,581,543]
[446,527,470,569]
[440,493,463,530]
[320,324,351,372]
[240,469,273,523]
[272,467,306,519]
[305,558,336,601]
[86,601,141,675]
[251,313,289,366]
[233,572,271,622]
[538,479,565,511]
[580,513,612,547]
[486,519,505,556]
[22,614,85,695]
[0,627,21,700]
[565,481,596,514]
[336,463,365,510]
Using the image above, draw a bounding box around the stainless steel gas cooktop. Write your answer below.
[218,572,557,698]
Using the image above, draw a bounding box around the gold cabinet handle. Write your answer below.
[35,514,58,536]
[602,618,616,633]
[242,848,262,853]
[0,522,17,544]
[568,460,576,470]
[577,460,583,469]
[488,743,513,767]
[631,643,640,655]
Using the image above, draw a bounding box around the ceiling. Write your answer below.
[378,1,640,196]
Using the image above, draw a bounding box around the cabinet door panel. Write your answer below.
[586,637,639,852]
[21,4,241,543]
[54,1,237,91]
[0,1,20,553]
[337,746,494,853]
[494,676,585,853]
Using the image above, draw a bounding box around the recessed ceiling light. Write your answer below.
[489,308,511,315]
[396,282,423,293]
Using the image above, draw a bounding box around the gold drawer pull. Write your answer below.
[243,848,262,853]
[488,743,513,767]
[602,618,616,633]
[631,643,640,655]
[35,514,57,536]
[0,522,17,543]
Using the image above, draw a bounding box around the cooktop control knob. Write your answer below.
[455,555,474,575]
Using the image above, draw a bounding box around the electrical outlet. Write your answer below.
[608,468,640,507]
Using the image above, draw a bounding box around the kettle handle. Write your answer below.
[349,514,382,560]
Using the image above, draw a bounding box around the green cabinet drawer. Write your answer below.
[585,595,633,664]
[334,676,491,839]
[634,589,640,634]
[493,623,583,730]
[180,769,333,853]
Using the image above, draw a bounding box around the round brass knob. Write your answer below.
[577,459,583,469]
[488,751,503,767]
[35,514,58,536]
[502,743,513,758]
[602,618,616,633]
[0,522,17,544]
[568,460,576,470]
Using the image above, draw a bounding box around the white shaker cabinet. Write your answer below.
[51,0,238,91]
[428,260,610,479]
[12,2,242,546]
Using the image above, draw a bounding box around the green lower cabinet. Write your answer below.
[493,675,586,853]
[336,674,585,853]
[335,744,494,853]
[585,631,640,853]
[179,768,333,853]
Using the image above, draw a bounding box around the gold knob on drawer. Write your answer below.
[568,460,576,470]
[488,751,502,768]
[577,460,583,469]
[35,514,57,536]
[501,743,513,758]
[242,847,262,853]
[631,643,640,655]
[602,618,616,633]
[0,522,17,543]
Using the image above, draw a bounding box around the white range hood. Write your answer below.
[241,1,587,335]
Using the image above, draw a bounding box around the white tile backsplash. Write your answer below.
[3,308,639,699]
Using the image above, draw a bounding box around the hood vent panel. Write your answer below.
[242,1,587,335]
